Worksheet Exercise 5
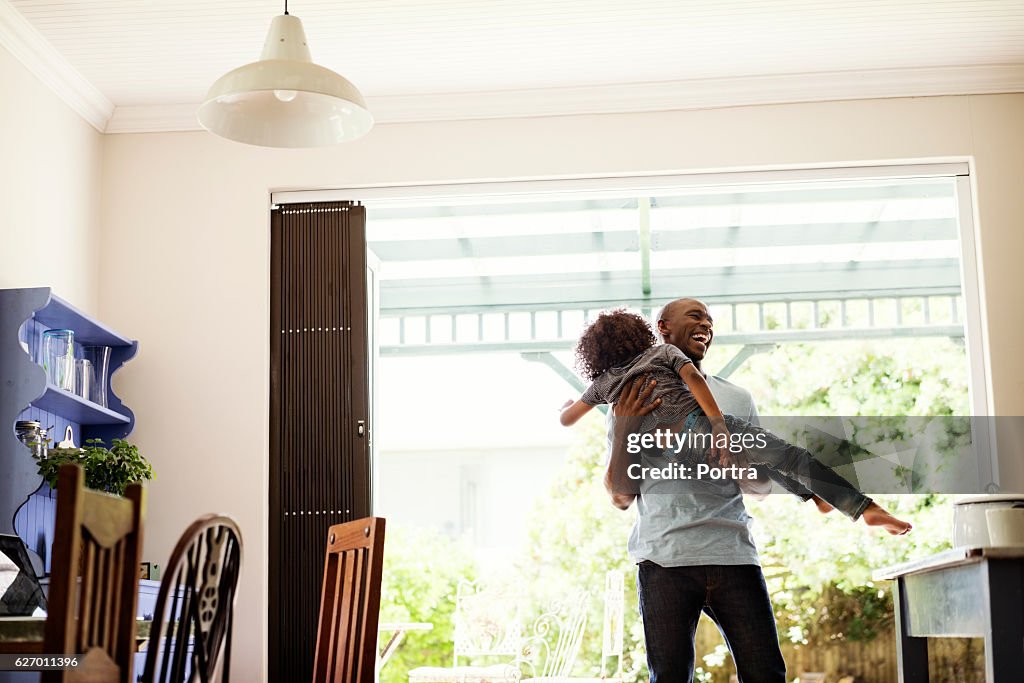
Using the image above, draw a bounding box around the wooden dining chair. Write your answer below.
[140,515,243,683]
[312,517,386,683]
[43,464,146,683]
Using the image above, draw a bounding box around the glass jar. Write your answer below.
[15,420,49,460]
[42,329,75,391]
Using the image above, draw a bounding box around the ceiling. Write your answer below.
[3,0,1024,132]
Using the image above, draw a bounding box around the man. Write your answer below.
[603,298,911,682]
[605,298,807,683]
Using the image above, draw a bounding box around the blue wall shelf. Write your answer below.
[32,294,134,348]
[34,384,131,426]
[0,287,138,575]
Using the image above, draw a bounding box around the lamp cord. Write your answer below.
[284,0,289,15]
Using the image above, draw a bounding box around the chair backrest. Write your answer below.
[312,517,386,683]
[43,464,145,683]
[141,515,243,683]
[599,570,625,680]
[533,590,589,679]
[452,580,524,667]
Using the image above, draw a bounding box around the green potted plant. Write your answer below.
[38,438,155,496]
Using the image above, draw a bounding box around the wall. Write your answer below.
[0,45,103,314]
[97,93,1024,682]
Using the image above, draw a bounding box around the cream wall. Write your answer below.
[0,45,103,313]
[98,94,1024,682]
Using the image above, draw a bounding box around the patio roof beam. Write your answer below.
[368,219,956,262]
[717,343,777,379]
[520,352,608,414]
[639,198,652,296]
[651,182,954,207]
[379,259,961,313]
[380,324,964,357]
[363,181,952,222]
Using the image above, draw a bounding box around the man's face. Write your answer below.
[658,299,714,362]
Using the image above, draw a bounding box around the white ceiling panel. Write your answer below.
[4,0,1024,126]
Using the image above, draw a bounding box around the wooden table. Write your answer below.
[0,617,152,655]
[873,546,1024,682]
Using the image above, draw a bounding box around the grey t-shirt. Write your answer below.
[607,372,763,567]
[582,345,700,434]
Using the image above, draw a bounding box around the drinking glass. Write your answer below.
[82,345,112,408]
[75,358,93,401]
[41,329,75,391]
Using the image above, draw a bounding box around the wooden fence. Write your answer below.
[695,618,986,683]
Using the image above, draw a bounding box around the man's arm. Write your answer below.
[604,377,659,510]
[605,424,639,510]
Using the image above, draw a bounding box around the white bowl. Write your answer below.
[952,494,1024,547]
[986,508,1024,547]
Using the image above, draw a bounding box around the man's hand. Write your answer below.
[613,376,661,417]
[604,376,659,511]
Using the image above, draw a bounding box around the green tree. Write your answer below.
[733,339,964,654]
[724,338,969,416]
[378,526,479,683]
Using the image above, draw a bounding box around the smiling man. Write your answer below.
[667,298,713,357]
[605,298,797,683]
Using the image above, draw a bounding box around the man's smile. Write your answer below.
[689,329,711,352]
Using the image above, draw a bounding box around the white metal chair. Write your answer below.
[522,571,624,683]
[596,570,624,682]
[408,580,525,683]
[517,590,589,682]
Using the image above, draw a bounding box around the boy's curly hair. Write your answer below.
[574,309,657,381]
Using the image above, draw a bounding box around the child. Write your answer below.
[560,309,912,535]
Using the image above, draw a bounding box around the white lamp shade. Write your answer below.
[198,15,373,147]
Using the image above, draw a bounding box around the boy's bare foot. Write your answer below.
[861,501,913,535]
[811,495,834,514]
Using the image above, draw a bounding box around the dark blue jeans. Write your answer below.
[637,561,787,683]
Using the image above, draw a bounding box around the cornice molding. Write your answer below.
[105,103,201,134]
[369,64,1024,123]
[0,0,113,131]
[106,64,1024,134]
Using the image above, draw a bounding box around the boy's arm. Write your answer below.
[560,399,594,426]
[678,364,732,464]
[679,364,724,419]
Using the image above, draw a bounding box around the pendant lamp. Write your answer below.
[198,3,373,147]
